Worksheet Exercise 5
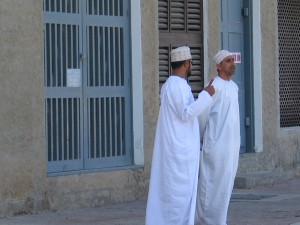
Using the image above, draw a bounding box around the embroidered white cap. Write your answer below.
[213,50,233,64]
[170,46,192,62]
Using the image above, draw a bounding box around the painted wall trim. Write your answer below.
[131,0,144,165]
[203,0,209,84]
[252,0,263,153]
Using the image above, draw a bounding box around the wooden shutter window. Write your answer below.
[187,0,202,31]
[158,0,168,30]
[170,0,185,31]
[158,0,203,98]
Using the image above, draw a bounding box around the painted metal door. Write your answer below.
[220,0,248,153]
[44,0,132,173]
[82,0,132,169]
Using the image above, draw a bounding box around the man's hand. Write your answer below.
[203,79,215,96]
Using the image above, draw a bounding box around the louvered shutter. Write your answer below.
[158,0,203,97]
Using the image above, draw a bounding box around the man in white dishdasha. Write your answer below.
[195,50,241,225]
[145,46,215,225]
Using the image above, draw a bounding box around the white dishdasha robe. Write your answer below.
[145,75,213,225]
[195,75,240,225]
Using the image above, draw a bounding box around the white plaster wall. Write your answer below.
[0,0,48,216]
[0,0,159,215]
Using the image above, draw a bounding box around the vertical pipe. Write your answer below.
[66,25,69,73]
[103,98,107,156]
[66,98,69,160]
[120,98,124,155]
[100,27,104,86]
[48,99,52,161]
[109,98,112,156]
[61,98,68,160]
[59,0,62,13]
[97,27,101,86]
[56,99,59,161]
[113,97,117,156]
[60,24,63,86]
[71,25,74,68]
[71,98,75,159]
[116,97,120,155]
[87,27,90,86]
[77,98,80,158]
[100,98,103,157]
[60,99,63,160]
[92,27,95,86]
[111,28,115,86]
[117,27,121,86]
[107,28,111,86]
[45,24,48,86]
[76,26,79,68]
[104,27,107,85]
[97,98,101,157]
[55,24,59,86]
[92,0,94,15]
[93,98,97,158]
[88,99,91,158]
[49,24,53,86]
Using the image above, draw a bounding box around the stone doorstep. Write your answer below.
[230,193,277,201]
[234,171,289,189]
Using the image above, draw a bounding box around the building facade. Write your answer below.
[0,0,299,216]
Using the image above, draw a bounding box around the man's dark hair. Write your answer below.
[171,60,185,70]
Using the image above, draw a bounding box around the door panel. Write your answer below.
[220,0,246,153]
[43,0,132,173]
[82,0,132,169]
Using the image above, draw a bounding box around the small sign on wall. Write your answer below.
[231,52,241,64]
[67,69,81,87]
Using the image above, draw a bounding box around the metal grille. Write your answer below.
[46,98,81,161]
[88,97,125,158]
[87,0,123,16]
[87,26,124,86]
[43,0,132,172]
[278,0,300,127]
[43,0,79,13]
[44,23,80,87]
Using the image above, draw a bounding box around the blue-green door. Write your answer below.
[220,0,253,153]
[43,0,132,173]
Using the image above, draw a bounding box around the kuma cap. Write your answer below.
[170,46,192,62]
[213,50,233,64]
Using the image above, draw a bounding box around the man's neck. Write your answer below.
[172,70,187,79]
[218,73,231,81]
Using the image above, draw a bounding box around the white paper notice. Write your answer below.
[67,69,81,87]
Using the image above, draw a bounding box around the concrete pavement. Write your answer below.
[0,177,300,225]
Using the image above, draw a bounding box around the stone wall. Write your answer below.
[0,0,47,216]
[0,0,159,216]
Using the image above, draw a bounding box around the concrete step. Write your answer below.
[234,171,289,189]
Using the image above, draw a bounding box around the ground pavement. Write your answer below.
[0,177,300,225]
